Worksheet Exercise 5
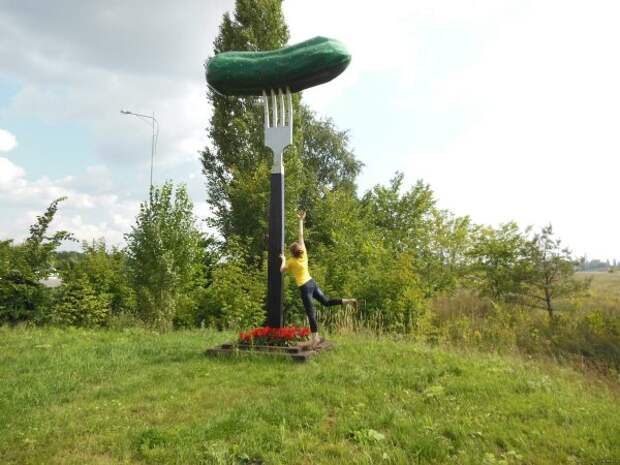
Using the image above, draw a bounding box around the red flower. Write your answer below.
[237,325,311,346]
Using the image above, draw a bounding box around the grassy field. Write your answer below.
[1,327,619,465]
[579,270,620,294]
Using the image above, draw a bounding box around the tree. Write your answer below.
[362,173,471,298]
[469,223,590,319]
[125,182,205,329]
[21,197,74,275]
[297,106,362,212]
[521,225,590,319]
[0,197,74,324]
[468,222,531,301]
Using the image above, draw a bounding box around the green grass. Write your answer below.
[1,327,619,465]
[578,271,620,300]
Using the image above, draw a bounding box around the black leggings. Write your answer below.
[299,279,342,333]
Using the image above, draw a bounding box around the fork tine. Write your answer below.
[286,87,293,127]
[262,90,269,128]
[279,88,285,126]
[271,89,277,129]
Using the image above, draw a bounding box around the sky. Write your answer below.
[1,0,618,261]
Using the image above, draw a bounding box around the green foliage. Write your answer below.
[298,105,362,210]
[202,0,472,335]
[22,197,74,273]
[0,197,73,324]
[362,173,471,298]
[200,238,266,330]
[350,428,386,445]
[78,240,135,316]
[431,273,620,371]
[52,239,136,327]
[468,224,589,318]
[125,182,206,330]
[520,225,590,318]
[468,222,531,301]
[287,175,471,334]
[51,273,109,327]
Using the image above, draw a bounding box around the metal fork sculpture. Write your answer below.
[263,88,293,327]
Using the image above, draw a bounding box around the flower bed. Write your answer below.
[238,326,311,347]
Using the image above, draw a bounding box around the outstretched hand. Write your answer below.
[297,210,306,221]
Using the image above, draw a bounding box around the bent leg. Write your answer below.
[300,283,319,333]
[313,284,342,307]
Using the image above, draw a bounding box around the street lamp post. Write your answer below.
[120,109,159,189]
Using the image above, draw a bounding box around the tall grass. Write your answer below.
[318,302,387,335]
[317,273,620,374]
[428,273,620,374]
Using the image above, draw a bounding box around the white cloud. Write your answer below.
[0,157,139,246]
[0,157,25,185]
[405,0,620,259]
[0,1,230,168]
[0,129,17,152]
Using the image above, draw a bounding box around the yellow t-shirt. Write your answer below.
[286,247,311,287]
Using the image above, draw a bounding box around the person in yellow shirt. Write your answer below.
[280,211,357,347]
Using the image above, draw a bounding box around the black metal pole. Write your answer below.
[266,171,284,327]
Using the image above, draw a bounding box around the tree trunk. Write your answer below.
[544,287,554,319]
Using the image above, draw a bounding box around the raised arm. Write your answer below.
[297,210,306,248]
[279,253,287,272]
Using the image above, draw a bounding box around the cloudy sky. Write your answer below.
[1,0,618,260]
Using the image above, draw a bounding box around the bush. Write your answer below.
[430,288,620,372]
[517,309,620,371]
[52,274,110,327]
[200,256,266,330]
[50,240,136,328]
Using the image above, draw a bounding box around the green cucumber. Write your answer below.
[206,36,351,96]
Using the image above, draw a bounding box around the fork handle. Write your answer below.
[266,171,285,327]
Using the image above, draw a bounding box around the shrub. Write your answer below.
[201,253,266,330]
[430,287,620,372]
[52,274,110,327]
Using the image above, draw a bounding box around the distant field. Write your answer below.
[1,327,618,465]
[577,271,620,296]
[573,271,620,316]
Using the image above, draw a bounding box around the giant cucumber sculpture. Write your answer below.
[206,36,351,96]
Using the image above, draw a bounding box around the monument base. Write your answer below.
[205,339,334,363]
